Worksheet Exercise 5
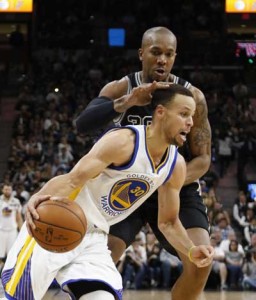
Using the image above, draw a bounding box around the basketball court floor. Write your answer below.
[42,289,256,300]
[0,283,255,299]
[6,288,256,300]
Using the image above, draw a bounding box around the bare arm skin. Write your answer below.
[158,153,214,267]
[100,79,170,112]
[25,129,135,233]
[184,86,212,185]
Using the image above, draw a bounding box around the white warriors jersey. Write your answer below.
[75,125,178,233]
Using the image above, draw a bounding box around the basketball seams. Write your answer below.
[31,200,87,252]
[38,202,87,232]
[33,220,83,246]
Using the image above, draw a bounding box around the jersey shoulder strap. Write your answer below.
[126,72,141,91]
[171,74,191,89]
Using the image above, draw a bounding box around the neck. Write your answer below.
[146,126,169,166]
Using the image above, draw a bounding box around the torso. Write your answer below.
[75,125,178,233]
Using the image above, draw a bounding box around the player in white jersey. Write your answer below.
[0,184,23,272]
[1,85,214,300]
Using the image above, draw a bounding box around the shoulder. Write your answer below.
[189,85,206,106]
[11,197,22,205]
[98,127,136,162]
[106,127,136,147]
[99,76,130,98]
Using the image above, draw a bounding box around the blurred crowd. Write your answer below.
[1,0,256,293]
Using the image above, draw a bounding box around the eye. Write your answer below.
[166,52,175,58]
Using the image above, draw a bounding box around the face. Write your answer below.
[159,94,195,147]
[2,185,12,197]
[139,31,177,82]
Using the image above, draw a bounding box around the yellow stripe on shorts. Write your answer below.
[5,188,81,296]
[6,236,36,296]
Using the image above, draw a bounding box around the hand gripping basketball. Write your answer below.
[30,199,87,253]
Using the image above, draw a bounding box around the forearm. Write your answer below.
[159,218,194,258]
[184,154,211,185]
[34,174,79,199]
[75,97,120,133]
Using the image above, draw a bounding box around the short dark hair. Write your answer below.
[151,84,194,111]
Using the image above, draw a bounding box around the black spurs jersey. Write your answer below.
[113,72,199,195]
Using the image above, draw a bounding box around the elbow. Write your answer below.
[203,154,211,170]
[158,219,175,235]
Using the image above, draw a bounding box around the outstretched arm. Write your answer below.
[184,86,211,185]
[76,78,171,133]
[157,153,214,267]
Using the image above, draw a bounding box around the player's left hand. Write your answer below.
[26,194,51,235]
[189,245,214,268]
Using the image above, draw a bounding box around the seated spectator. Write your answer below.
[242,248,256,290]
[147,243,162,288]
[220,230,245,256]
[204,193,231,227]
[209,234,228,290]
[119,236,147,290]
[244,216,256,246]
[232,190,250,233]
[159,248,183,289]
[225,239,244,290]
[244,233,256,256]
[212,212,234,240]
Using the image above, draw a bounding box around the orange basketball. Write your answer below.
[31,199,87,253]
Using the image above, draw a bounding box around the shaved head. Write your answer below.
[141,27,177,48]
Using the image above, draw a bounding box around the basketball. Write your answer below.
[31,199,87,253]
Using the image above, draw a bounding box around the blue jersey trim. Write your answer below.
[163,147,178,184]
[109,126,139,171]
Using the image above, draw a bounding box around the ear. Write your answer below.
[155,104,165,118]
[138,48,143,61]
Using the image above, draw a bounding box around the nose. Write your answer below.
[187,116,193,127]
[157,54,167,64]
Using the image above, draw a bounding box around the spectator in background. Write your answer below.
[212,213,234,240]
[242,248,256,291]
[0,184,23,271]
[120,236,147,290]
[220,231,245,256]
[233,190,250,233]
[244,217,256,246]
[225,240,244,290]
[159,248,183,289]
[147,242,162,288]
[216,129,233,178]
[209,234,228,290]
[244,233,256,260]
[232,80,249,107]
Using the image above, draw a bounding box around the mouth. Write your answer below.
[153,68,166,79]
[179,131,188,142]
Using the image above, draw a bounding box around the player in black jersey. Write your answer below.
[76,27,212,300]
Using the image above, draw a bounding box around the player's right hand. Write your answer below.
[189,245,214,268]
[128,81,171,107]
[25,194,51,235]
